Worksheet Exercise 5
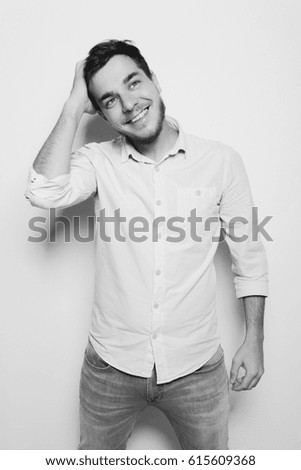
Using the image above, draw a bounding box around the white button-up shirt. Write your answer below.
[25,118,268,384]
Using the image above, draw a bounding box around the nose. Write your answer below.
[120,93,138,113]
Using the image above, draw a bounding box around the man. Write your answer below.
[25,40,268,450]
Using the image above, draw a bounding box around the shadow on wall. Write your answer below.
[44,114,243,449]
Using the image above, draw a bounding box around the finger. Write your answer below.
[75,59,86,75]
[76,59,85,68]
[230,359,241,385]
[248,375,260,390]
[248,371,264,390]
[232,371,257,391]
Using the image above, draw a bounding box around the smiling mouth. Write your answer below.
[127,107,150,124]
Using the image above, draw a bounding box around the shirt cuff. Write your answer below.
[235,281,269,299]
[27,166,70,187]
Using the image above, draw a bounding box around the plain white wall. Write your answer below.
[1,0,300,450]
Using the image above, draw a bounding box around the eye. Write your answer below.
[129,80,141,90]
[104,97,117,109]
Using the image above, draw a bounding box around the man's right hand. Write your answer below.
[32,59,97,179]
[67,60,97,117]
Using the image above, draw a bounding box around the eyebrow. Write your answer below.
[98,72,141,104]
[123,71,140,85]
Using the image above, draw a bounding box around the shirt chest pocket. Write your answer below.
[176,186,219,220]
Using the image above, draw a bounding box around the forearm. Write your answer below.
[32,60,95,180]
[242,295,265,343]
[33,100,84,179]
[230,296,266,391]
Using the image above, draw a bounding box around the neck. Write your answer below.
[130,120,178,162]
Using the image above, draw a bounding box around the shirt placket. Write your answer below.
[150,162,166,375]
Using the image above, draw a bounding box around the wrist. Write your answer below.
[245,330,264,345]
[63,98,85,122]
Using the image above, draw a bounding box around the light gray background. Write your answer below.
[0,0,300,449]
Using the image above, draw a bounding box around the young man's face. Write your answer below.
[88,54,165,145]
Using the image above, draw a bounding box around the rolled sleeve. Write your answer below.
[220,151,269,299]
[25,146,97,209]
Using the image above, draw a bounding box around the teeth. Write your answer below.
[131,108,148,123]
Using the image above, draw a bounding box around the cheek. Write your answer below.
[104,108,122,125]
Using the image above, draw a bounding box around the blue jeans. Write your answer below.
[78,341,230,450]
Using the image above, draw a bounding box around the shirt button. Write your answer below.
[155,269,161,276]
[158,232,163,239]
[154,166,160,172]
[153,303,159,309]
[195,190,202,196]
[156,200,162,206]
[152,333,158,340]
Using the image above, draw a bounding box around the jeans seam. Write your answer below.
[84,357,111,371]
[193,355,224,375]
[84,344,111,371]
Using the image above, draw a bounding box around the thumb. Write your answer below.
[230,356,240,384]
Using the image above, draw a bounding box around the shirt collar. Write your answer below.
[121,116,187,164]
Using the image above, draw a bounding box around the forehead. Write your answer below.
[89,55,145,94]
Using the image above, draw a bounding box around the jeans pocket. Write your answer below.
[193,345,224,374]
[84,341,110,370]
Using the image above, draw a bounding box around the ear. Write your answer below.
[150,71,161,93]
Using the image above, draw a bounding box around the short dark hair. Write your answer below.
[84,39,152,112]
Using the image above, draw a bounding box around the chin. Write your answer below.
[118,99,166,146]
[129,123,162,145]
[131,101,166,145]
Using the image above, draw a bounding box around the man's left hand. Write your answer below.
[230,340,264,391]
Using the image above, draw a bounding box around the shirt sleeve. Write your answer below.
[219,150,269,299]
[24,145,97,209]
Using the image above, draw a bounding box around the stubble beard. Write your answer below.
[123,99,166,147]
